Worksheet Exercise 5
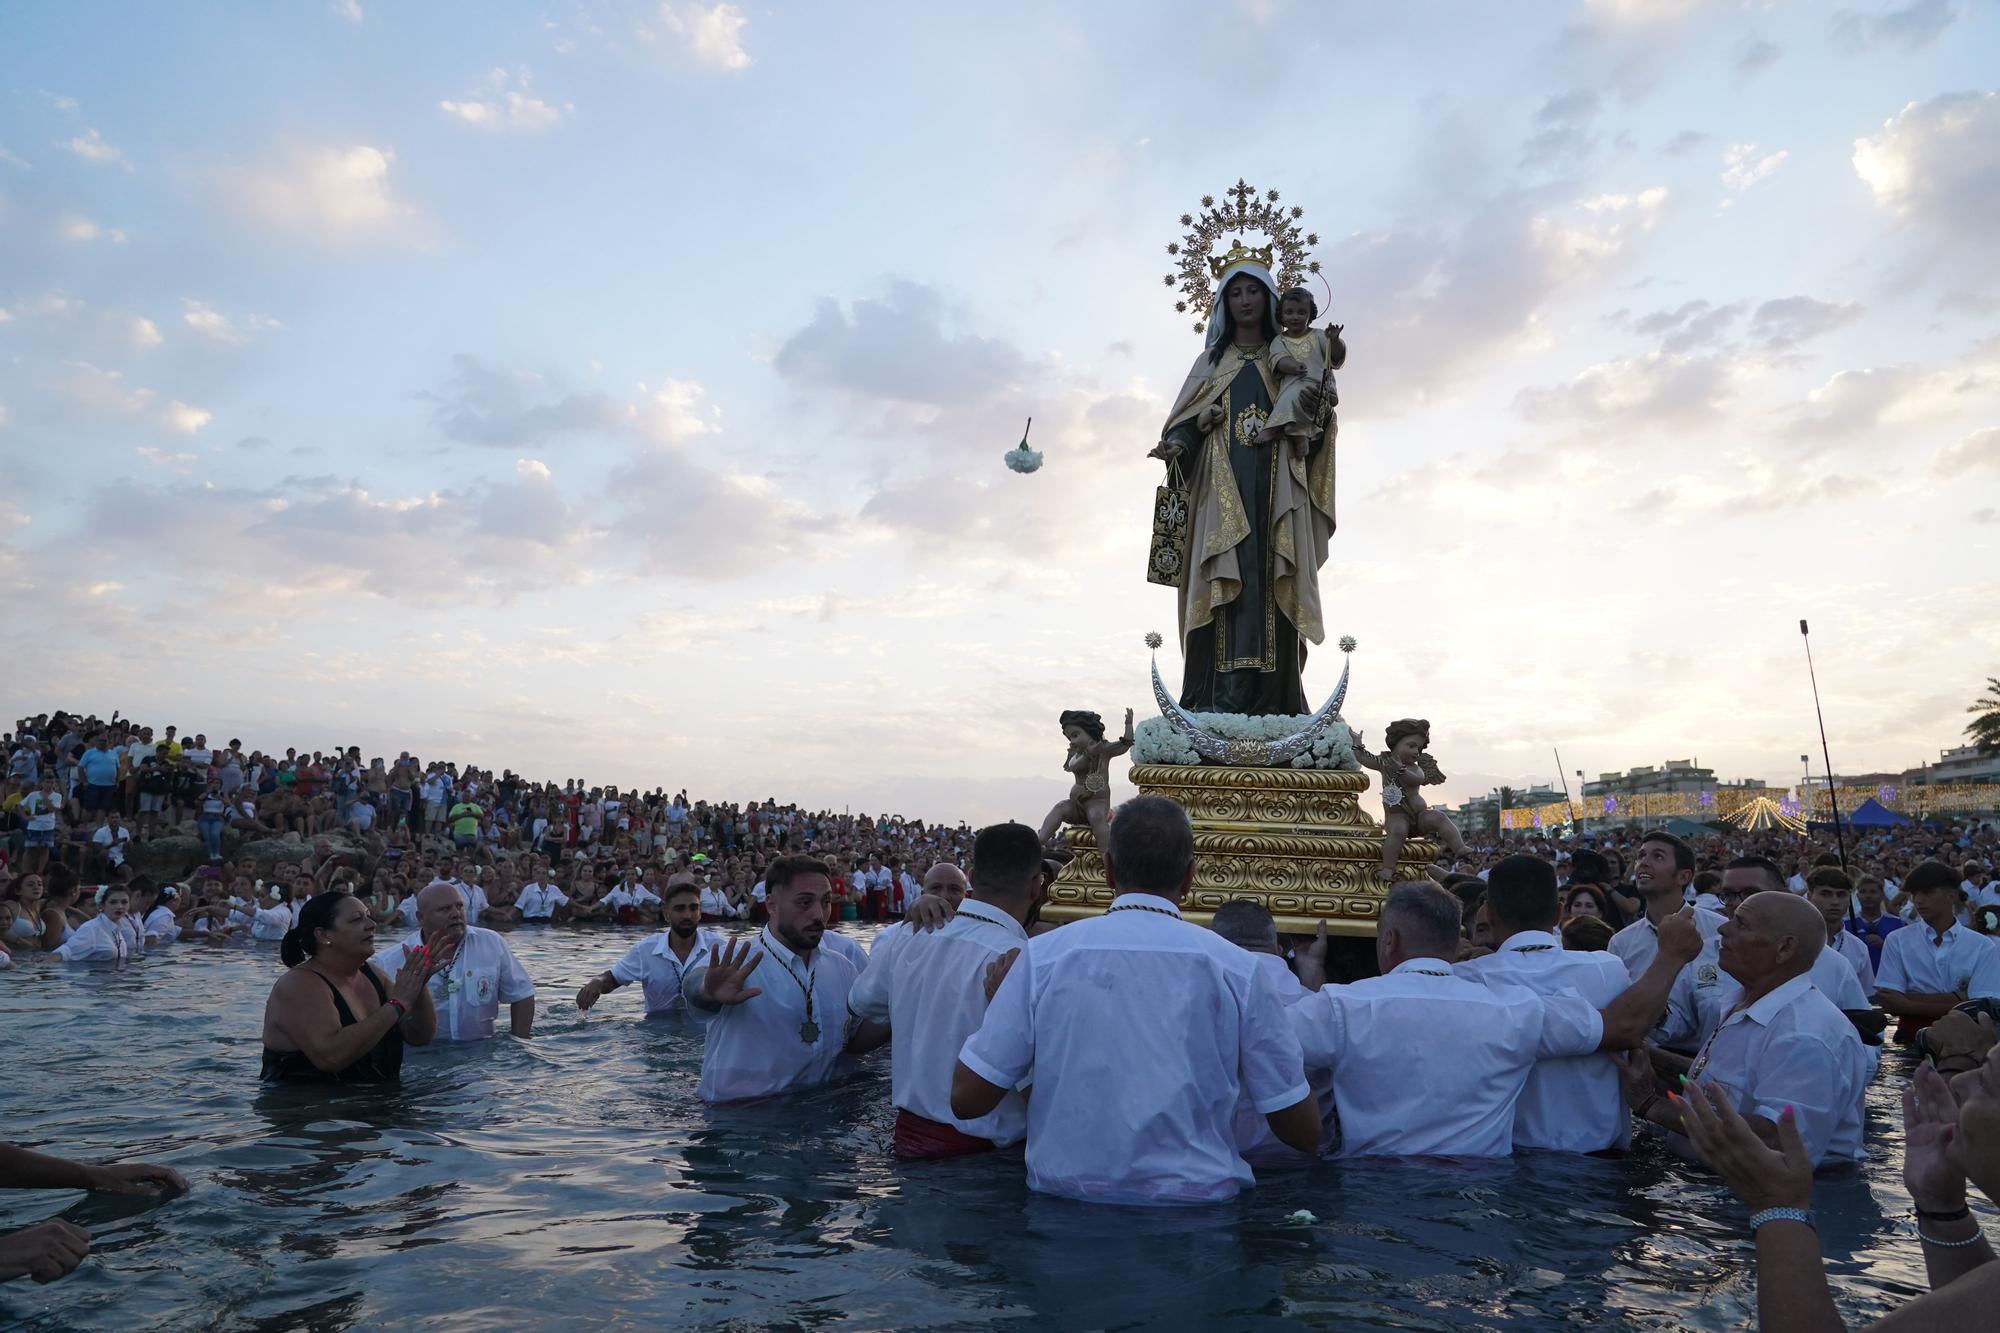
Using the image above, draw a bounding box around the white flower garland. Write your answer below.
[1130,713,1359,770]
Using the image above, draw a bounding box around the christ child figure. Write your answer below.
[1255,287,1346,446]
[1349,718,1468,881]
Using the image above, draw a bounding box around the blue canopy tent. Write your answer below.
[1808,797,1912,831]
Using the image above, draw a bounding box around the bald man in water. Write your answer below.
[1623,890,1869,1166]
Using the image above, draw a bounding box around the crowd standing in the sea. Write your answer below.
[6,708,2000,1327]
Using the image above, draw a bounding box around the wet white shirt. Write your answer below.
[1690,973,1869,1166]
[849,898,1030,1146]
[1609,906,1727,982]
[1876,921,2000,999]
[55,914,137,962]
[609,927,722,1013]
[1455,931,1632,1153]
[1232,952,1336,1163]
[683,926,861,1103]
[699,886,743,919]
[516,882,569,920]
[373,926,535,1042]
[143,905,181,944]
[446,879,489,925]
[250,903,292,941]
[1291,957,1603,1159]
[958,893,1309,1205]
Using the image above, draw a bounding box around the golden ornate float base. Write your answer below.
[1043,764,1437,937]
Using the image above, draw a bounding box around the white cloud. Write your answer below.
[1720,142,1786,194]
[181,298,282,345]
[1833,0,1960,52]
[440,70,570,132]
[58,214,128,244]
[213,143,426,247]
[163,401,212,435]
[127,316,162,348]
[136,446,195,472]
[1780,340,2000,443]
[55,361,155,416]
[1933,427,2000,477]
[0,145,27,170]
[63,128,130,169]
[641,2,751,70]
[1854,91,1998,221]
[516,458,551,480]
[41,91,78,112]
[425,354,718,447]
[331,0,363,21]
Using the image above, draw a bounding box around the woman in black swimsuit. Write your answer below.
[260,891,453,1083]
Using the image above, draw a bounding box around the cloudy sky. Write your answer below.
[2,0,1995,824]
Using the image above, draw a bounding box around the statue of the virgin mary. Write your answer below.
[1150,240,1338,716]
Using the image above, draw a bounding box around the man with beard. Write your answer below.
[575,883,719,1016]
[684,854,869,1102]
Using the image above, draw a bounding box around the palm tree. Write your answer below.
[1968,677,2000,751]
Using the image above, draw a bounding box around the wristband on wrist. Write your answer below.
[1914,1202,1971,1222]
[1635,1093,1661,1120]
[1748,1207,1814,1232]
[386,997,408,1019]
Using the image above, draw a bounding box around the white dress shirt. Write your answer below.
[1830,928,1876,998]
[683,926,860,1103]
[699,885,741,918]
[610,927,722,1013]
[1690,973,1869,1166]
[250,903,292,941]
[957,893,1309,1205]
[1876,921,2000,999]
[143,905,181,944]
[55,914,136,962]
[1609,906,1727,982]
[448,879,489,924]
[1232,952,1336,1163]
[820,928,868,970]
[516,882,570,920]
[1291,957,1602,1158]
[1659,941,1870,1053]
[372,926,535,1042]
[1456,930,1632,1153]
[849,898,1030,1146]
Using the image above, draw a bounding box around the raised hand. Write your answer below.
[1903,1059,1969,1212]
[1657,906,1703,965]
[85,1161,188,1197]
[1680,1082,1814,1213]
[701,937,765,1006]
[1122,708,1135,741]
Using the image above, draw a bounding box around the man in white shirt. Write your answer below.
[576,883,719,1016]
[603,875,660,924]
[90,814,132,870]
[1210,900,1336,1164]
[1877,858,2000,1040]
[1609,831,1726,982]
[1626,891,1869,1167]
[1294,880,1697,1159]
[684,854,867,1102]
[372,881,535,1041]
[952,797,1319,1205]
[700,881,744,921]
[446,860,489,925]
[850,823,1043,1160]
[1456,855,1638,1154]
[516,877,570,922]
[1805,867,1876,998]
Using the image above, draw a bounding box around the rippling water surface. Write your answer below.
[0,924,1966,1330]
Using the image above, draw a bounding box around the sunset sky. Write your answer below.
[2,1,1996,825]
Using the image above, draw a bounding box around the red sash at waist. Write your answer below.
[893,1108,994,1161]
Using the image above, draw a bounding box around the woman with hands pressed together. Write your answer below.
[260,891,454,1083]
[1680,1051,2000,1330]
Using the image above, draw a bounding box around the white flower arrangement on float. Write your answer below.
[1132,711,1359,770]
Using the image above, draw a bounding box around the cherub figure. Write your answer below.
[1037,708,1135,853]
[1349,718,1468,881]
[1254,286,1345,447]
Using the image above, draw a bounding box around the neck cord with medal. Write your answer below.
[764,932,821,1043]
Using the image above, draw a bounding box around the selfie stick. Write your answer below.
[1800,619,1848,873]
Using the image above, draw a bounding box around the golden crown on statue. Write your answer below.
[1162,178,1319,333]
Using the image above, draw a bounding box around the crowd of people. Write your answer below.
[8,705,2000,1327]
